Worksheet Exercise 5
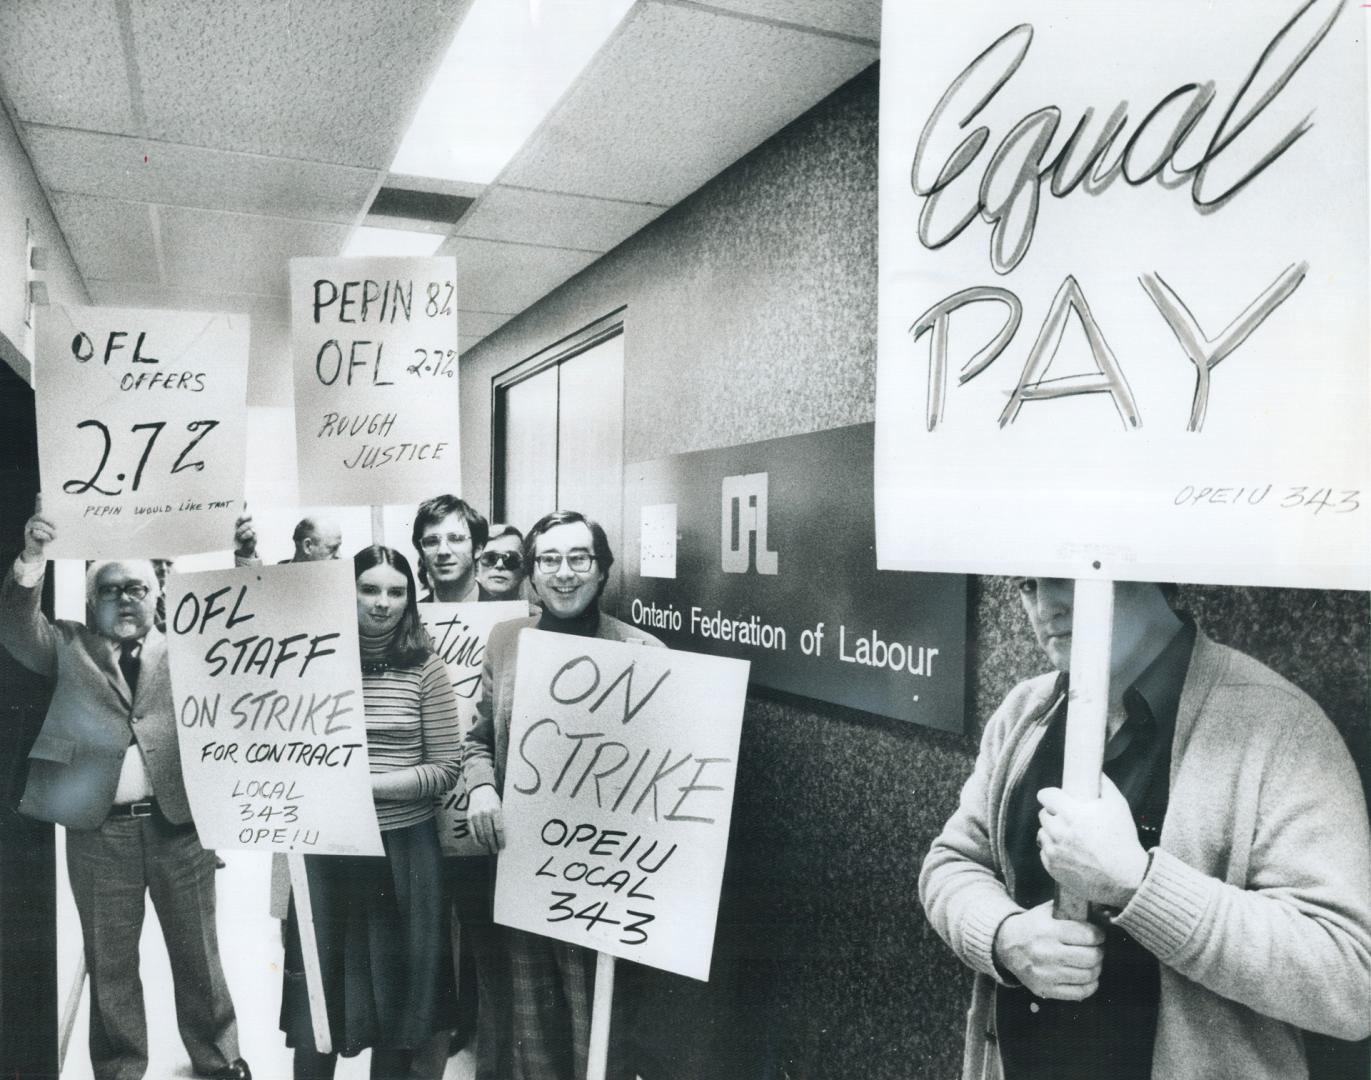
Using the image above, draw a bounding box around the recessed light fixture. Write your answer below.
[342,227,446,259]
[390,0,636,185]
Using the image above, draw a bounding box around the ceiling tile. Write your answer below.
[49,193,160,285]
[442,237,599,314]
[128,0,473,166]
[0,1,137,133]
[157,205,350,297]
[498,1,876,205]
[694,0,879,42]
[84,279,289,325]
[458,186,665,253]
[25,126,380,223]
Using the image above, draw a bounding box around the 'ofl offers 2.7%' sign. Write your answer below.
[291,256,460,506]
[165,560,382,857]
[495,630,748,982]
[877,0,1368,589]
[35,304,249,559]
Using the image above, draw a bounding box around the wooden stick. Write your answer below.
[288,853,332,1054]
[586,951,616,1080]
[57,951,85,1071]
[1053,578,1115,921]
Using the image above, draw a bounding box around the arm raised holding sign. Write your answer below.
[920,579,1371,1080]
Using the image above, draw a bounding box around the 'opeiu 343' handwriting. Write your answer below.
[909,1,1344,273]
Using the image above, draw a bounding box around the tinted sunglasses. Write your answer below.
[479,550,523,571]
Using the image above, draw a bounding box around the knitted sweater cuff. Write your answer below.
[963,894,1024,982]
[1114,847,1209,959]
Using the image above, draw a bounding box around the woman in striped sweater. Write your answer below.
[281,546,463,1079]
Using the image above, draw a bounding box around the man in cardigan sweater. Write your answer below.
[920,578,1371,1080]
[464,510,663,1080]
[0,511,249,1080]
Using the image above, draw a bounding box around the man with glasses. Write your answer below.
[0,508,249,1080]
[475,523,528,603]
[464,510,663,1080]
[412,493,489,603]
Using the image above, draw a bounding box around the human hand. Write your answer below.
[994,899,1104,1000]
[233,513,257,559]
[1037,774,1148,908]
[467,784,505,853]
[22,505,56,564]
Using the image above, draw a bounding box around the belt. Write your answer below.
[109,799,157,819]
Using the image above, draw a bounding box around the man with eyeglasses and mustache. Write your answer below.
[920,577,1371,1080]
[464,510,663,1080]
[0,508,249,1080]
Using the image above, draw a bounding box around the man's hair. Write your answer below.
[411,494,489,587]
[487,523,524,545]
[85,559,159,607]
[524,510,614,599]
[353,545,432,667]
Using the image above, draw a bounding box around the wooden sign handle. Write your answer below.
[288,853,332,1053]
[587,951,617,1080]
[1053,578,1114,921]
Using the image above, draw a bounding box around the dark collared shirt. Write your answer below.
[995,619,1195,1080]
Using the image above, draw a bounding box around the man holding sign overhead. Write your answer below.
[0,509,249,1080]
[920,579,1371,1080]
[464,510,663,1080]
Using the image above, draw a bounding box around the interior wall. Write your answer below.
[0,101,86,381]
[458,65,1369,1080]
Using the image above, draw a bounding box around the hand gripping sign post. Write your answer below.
[495,630,749,1079]
[877,0,1369,915]
[290,256,460,507]
[419,601,528,854]
[35,304,249,559]
[166,559,383,1053]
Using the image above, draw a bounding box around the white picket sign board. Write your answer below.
[419,600,528,856]
[494,630,748,981]
[165,560,383,857]
[290,256,460,506]
[35,304,249,559]
[876,0,1369,589]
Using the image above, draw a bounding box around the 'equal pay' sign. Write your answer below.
[35,303,249,559]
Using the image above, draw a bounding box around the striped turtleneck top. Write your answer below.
[358,627,463,831]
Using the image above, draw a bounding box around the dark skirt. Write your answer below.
[280,818,456,1057]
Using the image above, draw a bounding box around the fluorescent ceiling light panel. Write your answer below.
[342,227,446,258]
[391,0,636,184]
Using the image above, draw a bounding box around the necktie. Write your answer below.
[118,641,140,699]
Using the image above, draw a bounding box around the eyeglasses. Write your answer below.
[96,583,151,602]
[419,533,470,551]
[533,552,596,574]
[479,551,523,570]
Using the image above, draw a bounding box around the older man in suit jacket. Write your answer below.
[0,510,249,1080]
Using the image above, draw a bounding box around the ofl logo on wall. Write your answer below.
[720,472,778,575]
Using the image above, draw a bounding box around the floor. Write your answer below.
[55,834,477,1080]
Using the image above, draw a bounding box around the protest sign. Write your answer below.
[291,256,460,506]
[34,304,248,559]
[876,0,1368,589]
[419,600,528,855]
[165,560,382,856]
[495,630,748,981]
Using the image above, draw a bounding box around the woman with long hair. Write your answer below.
[280,545,462,1079]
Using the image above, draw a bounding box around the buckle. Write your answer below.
[125,800,154,818]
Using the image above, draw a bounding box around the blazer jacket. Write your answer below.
[0,567,190,829]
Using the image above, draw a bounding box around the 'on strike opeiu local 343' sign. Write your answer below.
[291,256,460,506]
[495,630,748,981]
[876,0,1368,589]
[165,560,383,857]
[35,304,249,559]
